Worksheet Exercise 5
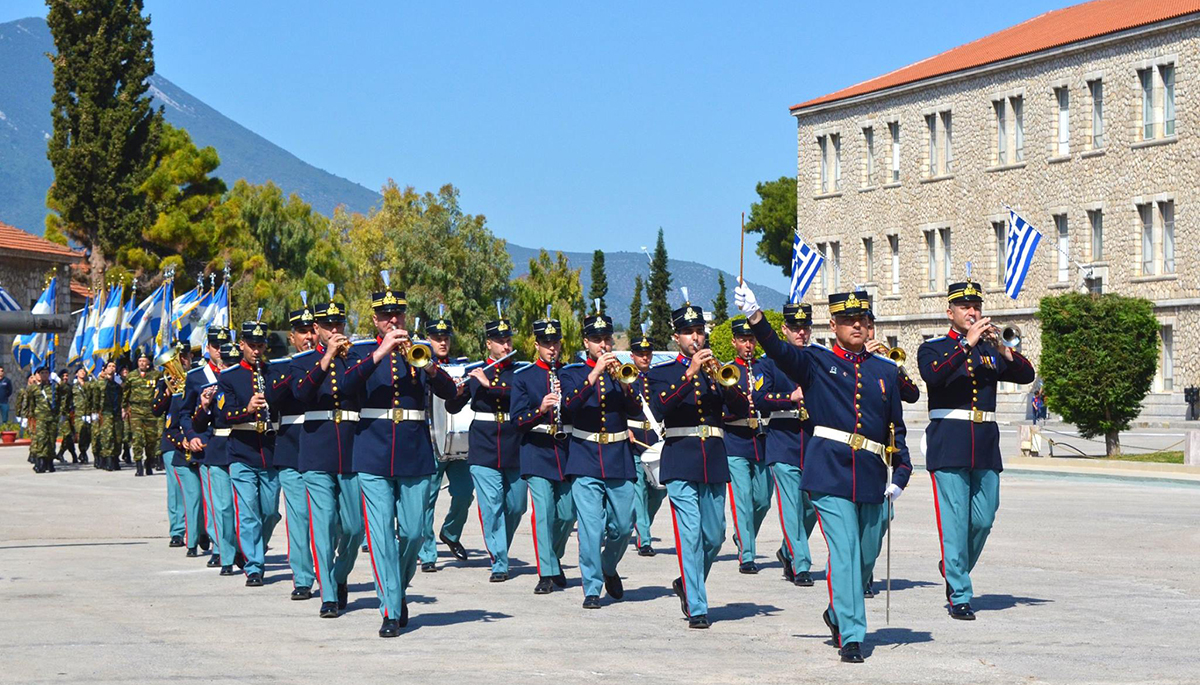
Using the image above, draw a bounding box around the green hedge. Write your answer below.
[708,310,784,362]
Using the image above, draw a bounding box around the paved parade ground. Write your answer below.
[1,445,1198,684]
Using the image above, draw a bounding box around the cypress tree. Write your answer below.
[646,228,673,345]
[628,275,644,335]
[711,273,729,325]
[588,249,608,313]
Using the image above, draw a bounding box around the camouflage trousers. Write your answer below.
[95,414,124,459]
[30,417,58,459]
[128,413,160,463]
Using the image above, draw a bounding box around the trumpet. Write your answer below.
[336,338,351,358]
[155,348,187,395]
[989,324,1022,348]
[692,342,740,387]
[609,358,639,385]
[876,345,907,365]
[401,338,432,368]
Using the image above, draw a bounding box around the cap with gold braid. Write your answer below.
[314,283,347,324]
[371,269,407,313]
[582,297,613,337]
[241,307,268,343]
[425,303,453,337]
[947,281,984,304]
[782,302,813,327]
[731,318,753,336]
[670,287,706,331]
[630,322,653,352]
[485,299,513,339]
[289,290,315,328]
[533,304,563,342]
[827,290,872,317]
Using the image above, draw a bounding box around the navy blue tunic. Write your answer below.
[510,360,570,481]
[180,361,224,467]
[152,377,191,468]
[269,357,303,471]
[216,361,282,469]
[722,356,767,462]
[559,358,640,481]
[455,358,522,470]
[753,356,811,469]
[289,347,359,475]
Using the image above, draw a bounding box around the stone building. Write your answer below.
[790,0,1200,419]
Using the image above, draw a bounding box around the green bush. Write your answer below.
[709,310,784,362]
[1038,292,1158,455]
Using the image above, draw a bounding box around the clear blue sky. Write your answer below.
[3,0,1077,288]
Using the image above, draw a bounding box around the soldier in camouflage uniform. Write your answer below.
[27,365,59,474]
[124,350,162,477]
[119,363,133,465]
[92,360,124,472]
[71,367,93,465]
[55,368,79,464]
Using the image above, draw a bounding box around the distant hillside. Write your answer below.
[0,17,380,236]
[508,244,787,325]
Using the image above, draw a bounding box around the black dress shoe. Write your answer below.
[604,574,624,600]
[864,583,875,598]
[489,572,508,583]
[638,544,655,557]
[794,571,814,587]
[672,577,688,617]
[534,577,554,595]
[949,603,976,620]
[822,608,840,644]
[688,614,710,629]
[169,536,185,548]
[440,532,469,562]
[582,595,601,609]
[839,641,864,663]
[776,549,795,582]
[337,583,348,610]
[219,565,236,576]
[551,573,567,588]
[399,599,409,628]
[245,573,263,587]
[319,602,339,618]
[379,617,400,638]
[421,562,437,573]
[291,587,312,600]
[198,534,211,552]
[207,555,221,568]
[186,547,198,557]
[739,561,759,575]
[361,543,369,553]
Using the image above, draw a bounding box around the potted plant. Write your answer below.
[0,422,19,444]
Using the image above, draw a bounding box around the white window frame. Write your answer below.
[1140,68,1155,140]
[1162,63,1176,137]
[1056,87,1070,155]
[1139,203,1155,275]
[889,122,900,182]
[926,114,937,177]
[994,100,1008,164]
[862,237,874,282]
[863,127,875,187]
[941,111,953,172]
[1089,79,1105,148]
[818,136,829,194]
[1161,199,1175,274]
[1087,209,1103,262]
[993,221,1007,285]
[1054,214,1069,282]
[925,230,937,291]
[888,234,900,293]
[1012,96,1025,161]
[832,134,842,191]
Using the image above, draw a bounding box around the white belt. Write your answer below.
[812,426,885,456]
[478,412,509,423]
[280,414,305,426]
[930,408,995,423]
[725,418,764,429]
[304,410,359,423]
[360,408,426,422]
[769,409,810,422]
[627,420,651,431]
[212,428,231,437]
[530,424,571,435]
[663,425,725,440]
[570,428,629,444]
[211,423,274,436]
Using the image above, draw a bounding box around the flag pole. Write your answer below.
[739,212,745,284]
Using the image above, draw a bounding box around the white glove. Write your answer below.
[885,483,903,502]
[19,418,27,429]
[90,413,98,424]
[734,279,760,317]
[84,414,92,424]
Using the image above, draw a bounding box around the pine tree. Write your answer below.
[628,275,644,336]
[646,228,673,345]
[588,249,608,314]
[711,273,729,325]
[45,0,162,287]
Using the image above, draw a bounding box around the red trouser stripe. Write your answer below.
[812,506,839,648]
[307,492,322,591]
[668,499,689,617]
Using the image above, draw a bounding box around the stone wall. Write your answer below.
[0,255,74,399]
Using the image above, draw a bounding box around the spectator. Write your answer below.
[1031,389,1048,426]
[0,365,12,423]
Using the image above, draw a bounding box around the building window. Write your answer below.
[1012,96,1025,161]
[1087,209,1103,261]
[1161,325,1174,392]
[1139,203,1155,275]
[924,111,952,177]
[1055,87,1070,155]
[1162,200,1175,273]
[1162,64,1176,137]
[831,241,841,291]
[1054,214,1069,282]
[1137,200,1176,276]
[817,241,840,293]
[1139,64,1176,141]
[993,221,1007,285]
[926,114,937,176]
[994,100,1008,164]
[862,127,875,187]
[942,111,953,172]
[1089,79,1104,148]
[818,136,829,193]
[888,235,900,294]
[889,122,900,183]
[829,134,842,191]
[1140,68,1155,139]
[940,227,952,286]
[862,237,874,282]
[924,230,938,291]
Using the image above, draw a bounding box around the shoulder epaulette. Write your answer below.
[560,362,585,370]
[186,366,207,376]
[351,339,375,347]
[514,363,541,375]
[651,358,677,368]
[269,357,290,365]
[292,349,317,360]
[219,365,241,375]
[924,335,948,344]
[871,353,899,367]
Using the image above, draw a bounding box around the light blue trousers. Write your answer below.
[230,462,282,577]
[164,454,185,537]
[418,459,474,564]
[811,493,888,646]
[726,456,773,564]
[302,471,364,603]
[170,460,203,549]
[200,464,218,554]
[359,473,431,619]
[771,463,817,574]
[632,454,666,547]
[469,465,527,574]
[277,467,315,589]
[932,468,1000,605]
[204,465,239,566]
[527,476,575,578]
[666,480,726,617]
[571,476,635,597]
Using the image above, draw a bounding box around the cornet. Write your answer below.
[692,341,740,387]
[990,324,1022,348]
[876,345,907,365]
[609,358,639,384]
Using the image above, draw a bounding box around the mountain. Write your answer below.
[0,17,380,236]
[0,16,789,318]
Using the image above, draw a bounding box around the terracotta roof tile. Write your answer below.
[0,221,83,261]
[69,281,92,299]
[792,0,1200,111]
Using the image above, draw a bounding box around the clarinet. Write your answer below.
[254,361,271,434]
[746,356,767,438]
[549,353,567,441]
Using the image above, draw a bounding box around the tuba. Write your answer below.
[155,348,187,395]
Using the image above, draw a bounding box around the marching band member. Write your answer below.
[648,292,749,629]
[627,325,664,557]
[342,279,458,638]
[273,299,318,600]
[917,281,1034,621]
[463,312,527,583]
[755,303,816,587]
[510,314,574,594]
[724,318,773,575]
[153,340,208,557]
[737,282,911,663]
[559,305,640,609]
[417,312,476,572]
[290,290,364,619]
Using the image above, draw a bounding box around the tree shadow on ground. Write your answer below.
[709,602,783,622]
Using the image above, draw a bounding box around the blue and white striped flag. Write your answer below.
[11,277,57,370]
[68,297,89,365]
[93,284,125,359]
[1004,209,1043,299]
[789,235,823,303]
[0,285,20,312]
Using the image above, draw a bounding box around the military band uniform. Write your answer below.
[627,336,665,553]
[189,344,242,573]
[917,281,1035,616]
[274,305,316,597]
[723,325,774,572]
[124,360,162,475]
[152,374,189,546]
[462,318,526,580]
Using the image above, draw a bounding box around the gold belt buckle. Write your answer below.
[394,409,403,424]
[697,425,711,440]
[333,411,341,424]
[496,413,507,423]
[848,433,866,450]
[799,408,810,421]
[597,432,609,445]
[747,418,759,430]
[971,409,985,423]
[255,421,265,434]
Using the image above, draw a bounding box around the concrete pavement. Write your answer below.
[1,445,1198,684]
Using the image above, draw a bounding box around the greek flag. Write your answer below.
[68,297,89,365]
[129,284,168,356]
[93,284,125,359]
[11,277,57,370]
[0,285,20,311]
[789,235,823,302]
[120,287,139,353]
[81,289,103,376]
[1004,209,1043,299]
